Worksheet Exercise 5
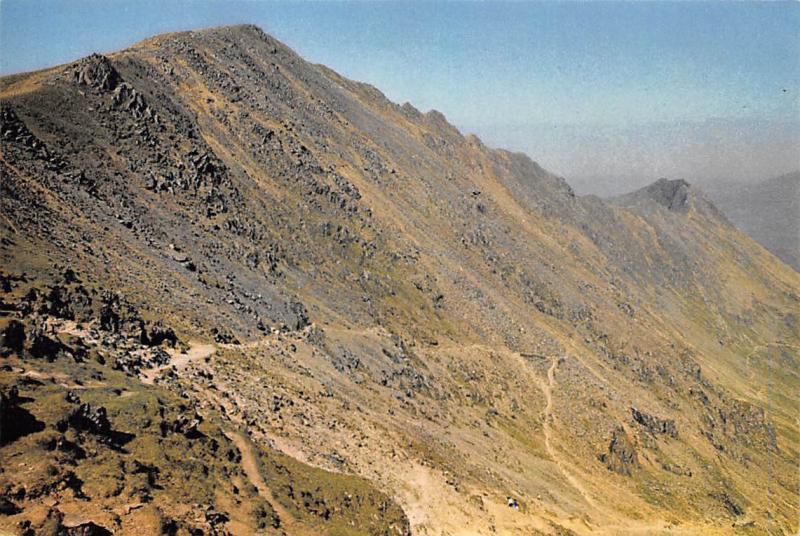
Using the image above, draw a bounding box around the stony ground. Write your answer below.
[1,24,798,535]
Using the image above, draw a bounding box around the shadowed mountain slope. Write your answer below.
[1,25,798,535]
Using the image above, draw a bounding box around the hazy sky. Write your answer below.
[1,1,798,194]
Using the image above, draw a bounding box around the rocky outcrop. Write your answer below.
[27,324,71,361]
[63,403,112,436]
[1,320,26,353]
[144,322,177,347]
[99,291,144,337]
[631,407,678,438]
[598,426,639,476]
[74,53,120,91]
[160,411,203,439]
[0,106,64,168]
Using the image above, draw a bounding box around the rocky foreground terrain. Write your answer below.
[1,25,798,535]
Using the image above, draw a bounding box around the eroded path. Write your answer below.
[136,337,322,533]
[227,431,320,536]
[538,356,599,511]
[141,341,216,384]
[536,357,708,535]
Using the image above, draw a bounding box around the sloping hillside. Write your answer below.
[1,25,798,535]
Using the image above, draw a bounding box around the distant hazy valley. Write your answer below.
[700,172,799,272]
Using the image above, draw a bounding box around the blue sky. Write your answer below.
[1,1,798,192]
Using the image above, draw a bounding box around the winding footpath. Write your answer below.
[538,356,599,511]
[141,341,216,384]
[226,431,320,536]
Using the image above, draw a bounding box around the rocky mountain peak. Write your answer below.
[613,177,728,223]
[616,177,692,213]
[647,177,691,212]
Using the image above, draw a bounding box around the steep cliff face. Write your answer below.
[1,25,798,535]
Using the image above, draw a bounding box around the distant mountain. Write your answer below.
[613,177,720,217]
[1,25,798,535]
[700,172,800,271]
[471,119,800,200]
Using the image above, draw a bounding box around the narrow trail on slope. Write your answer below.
[141,341,216,384]
[137,339,320,533]
[536,358,707,535]
[221,324,399,352]
[745,341,800,364]
[220,336,276,350]
[538,356,599,512]
[741,341,800,402]
[227,431,320,536]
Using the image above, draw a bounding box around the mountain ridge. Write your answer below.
[1,24,798,535]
